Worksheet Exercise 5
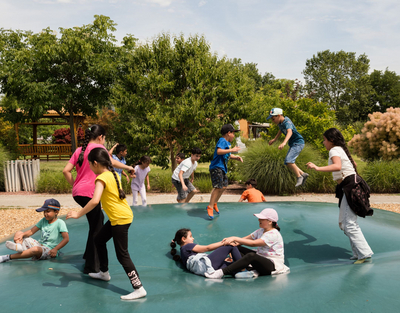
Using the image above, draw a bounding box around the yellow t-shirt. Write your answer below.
[96,171,133,226]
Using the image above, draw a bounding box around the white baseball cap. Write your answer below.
[267,108,283,120]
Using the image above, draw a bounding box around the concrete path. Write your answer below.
[0,192,398,209]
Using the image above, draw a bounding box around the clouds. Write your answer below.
[0,0,399,79]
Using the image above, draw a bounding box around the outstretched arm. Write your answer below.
[192,241,225,253]
[67,181,104,219]
[307,156,341,172]
[222,234,266,247]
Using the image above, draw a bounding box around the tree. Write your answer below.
[0,15,121,151]
[112,33,254,170]
[303,50,374,124]
[369,68,400,112]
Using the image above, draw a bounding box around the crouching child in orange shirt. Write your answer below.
[239,179,267,203]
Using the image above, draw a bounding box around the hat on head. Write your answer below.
[267,108,283,120]
[254,208,278,222]
[36,199,61,212]
[221,124,240,135]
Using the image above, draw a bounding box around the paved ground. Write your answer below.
[0,192,399,209]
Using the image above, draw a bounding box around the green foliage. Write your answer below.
[303,50,374,124]
[0,115,20,158]
[36,170,72,193]
[151,171,175,193]
[0,144,11,190]
[349,107,400,161]
[112,33,255,170]
[362,160,400,193]
[0,15,122,151]
[239,140,335,195]
[193,173,213,193]
[370,68,400,113]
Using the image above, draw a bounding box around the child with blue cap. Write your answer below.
[0,198,69,263]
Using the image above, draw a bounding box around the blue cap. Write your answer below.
[36,199,61,212]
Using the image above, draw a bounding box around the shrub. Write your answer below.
[36,170,72,193]
[362,160,400,193]
[194,173,213,193]
[349,107,400,161]
[0,144,11,190]
[52,127,85,144]
[238,139,335,195]
[152,171,174,193]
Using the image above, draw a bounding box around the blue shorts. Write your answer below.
[209,168,228,189]
[284,143,304,165]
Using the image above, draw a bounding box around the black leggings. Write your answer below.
[73,196,104,273]
[222,246,276,276]
[95,221,142,290]
[207,245,242,270]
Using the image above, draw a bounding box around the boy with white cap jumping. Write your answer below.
[268,108,309,187]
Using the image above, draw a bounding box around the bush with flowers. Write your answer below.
[349,107,400,161]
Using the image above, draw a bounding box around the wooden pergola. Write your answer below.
[16,110,86,160]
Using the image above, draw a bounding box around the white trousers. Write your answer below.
[131,185,147,206]
[339,194,373,260]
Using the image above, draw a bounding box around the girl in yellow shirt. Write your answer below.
[67,148,146,300]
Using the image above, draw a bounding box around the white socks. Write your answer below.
[0,255,11,263]
[88,271,111,281]
[121,287,147,300]
[6,241,23,252]
[204,269,224,279]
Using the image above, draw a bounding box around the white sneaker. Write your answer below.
[295,176,304,187]
[235,270,259,279]
[0,255,10,263]
[121,287,147,300]
[204,269,224,279]
[5,241,23,252]
[89,271,111,281]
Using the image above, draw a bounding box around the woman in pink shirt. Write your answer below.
[63,125,133,274]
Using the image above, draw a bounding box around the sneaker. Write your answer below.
[349,256,358,260]
[295,175,304,187]
[235,270,259,279]
[213,203,220,214]
[204,269,224,279]
[6,241,23,252]
[301,173,309,186]
[89,271,111,281]
[121,287,147,300]
[0,255,10,263]
[353,257,371,264]
[206,206,214,220]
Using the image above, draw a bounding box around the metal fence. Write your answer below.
[4,160,40,192]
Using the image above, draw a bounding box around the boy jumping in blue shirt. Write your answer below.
[268,108,309,187]
[207,124,243,219]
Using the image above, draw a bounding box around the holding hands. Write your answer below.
[222,237,239,246]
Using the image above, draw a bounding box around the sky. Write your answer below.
[1,0,400,81]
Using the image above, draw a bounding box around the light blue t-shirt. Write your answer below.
[112,154,126,177]
[209,137,231,173]
[36,218,68,249]
[278,117,305,147]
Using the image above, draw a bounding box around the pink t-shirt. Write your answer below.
[131,165,150,191]
[68,143,106,198]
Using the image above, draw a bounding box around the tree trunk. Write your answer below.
[170,143,177,173]
[69,108,77,152]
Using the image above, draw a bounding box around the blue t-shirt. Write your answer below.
[36,218,68,250]
[278,117,305,147]
[209,137,231,173]
[180,243,197,269]
[112,154,126,177]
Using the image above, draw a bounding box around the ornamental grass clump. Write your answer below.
[349,107,400,161]
[238,139,335,195]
